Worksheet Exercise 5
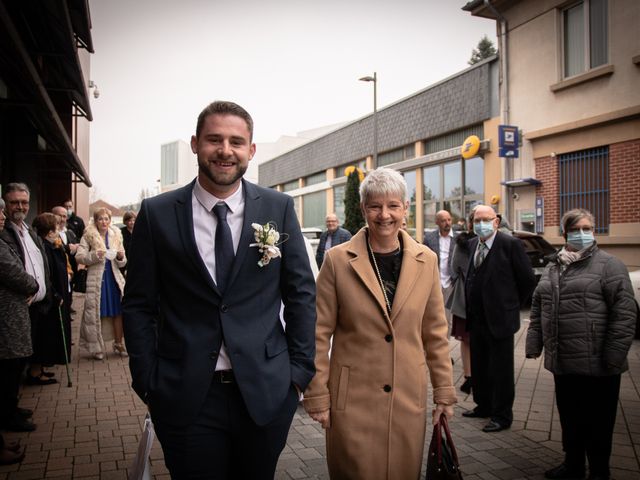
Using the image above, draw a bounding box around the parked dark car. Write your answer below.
[511,230,557,283]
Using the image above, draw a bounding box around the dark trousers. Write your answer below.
[554,373,620,477]
[153,378,298,479]
[470,321,515,426]
[0,357,26,424]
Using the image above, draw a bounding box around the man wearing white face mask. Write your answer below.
[462,205,535,433]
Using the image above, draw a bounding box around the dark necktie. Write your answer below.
[475,241,487,268]
[213,202,234,292]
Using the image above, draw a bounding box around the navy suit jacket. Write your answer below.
[315,227,351,268]
[122,179,316,427]
[464,230,536,339]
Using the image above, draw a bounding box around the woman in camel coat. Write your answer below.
[304,168,457,480]
[76,208,126,359]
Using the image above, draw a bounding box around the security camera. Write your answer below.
[512,192,520,201]
[93,87,100,99]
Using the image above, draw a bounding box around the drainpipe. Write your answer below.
[484,0,512,224]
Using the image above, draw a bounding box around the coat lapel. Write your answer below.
[390,231,424,323]
[226,179,261,290]
[174,180,220,294]
[348,230,391,322]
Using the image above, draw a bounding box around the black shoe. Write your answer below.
[2,416,36,432]
[25,375,57,386]
[482,420,509,432]
[544,463,585,479]
[460,377,472,394]
[462,409,489,418]
[17,407,33,418]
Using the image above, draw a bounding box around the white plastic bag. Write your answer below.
[129,413,154,480]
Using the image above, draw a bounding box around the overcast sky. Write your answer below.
[88,0,496,205]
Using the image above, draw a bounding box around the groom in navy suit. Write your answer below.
[123,101,316,479]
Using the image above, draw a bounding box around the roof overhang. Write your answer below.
[461,0,522,19]
[0,0,92,186]
[501,177,542,188]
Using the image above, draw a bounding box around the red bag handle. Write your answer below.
[435,413,460,466]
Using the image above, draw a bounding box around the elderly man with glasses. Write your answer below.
[461,204,535,433]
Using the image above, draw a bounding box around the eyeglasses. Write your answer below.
[473,217,496,223]
[7,200,29,206]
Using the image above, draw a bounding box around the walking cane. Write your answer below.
[58,304,73,387]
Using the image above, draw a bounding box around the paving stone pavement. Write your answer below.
[1,296,639,479]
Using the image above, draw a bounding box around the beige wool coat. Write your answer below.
[76,224,126,353]
[304,228,457,480]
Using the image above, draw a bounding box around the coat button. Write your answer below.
[220,304,228,313]
[383,384,392,392]
[209,351,218,360]
[385,334,393,342]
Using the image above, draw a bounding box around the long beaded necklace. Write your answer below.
[366,234,400,318]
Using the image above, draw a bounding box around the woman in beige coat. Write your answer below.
[304,168,457,480]
[76,208,127,360]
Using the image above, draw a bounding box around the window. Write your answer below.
[403,170,416,237]
[378,144,416,167]
[558,146,609,233]
[302,190,326,229]
[563,0,608,78]
[336,160,366,178]
[282,180,299,192]
[333,185,346,224]
[305,171,326,186]
[422,157,484,231]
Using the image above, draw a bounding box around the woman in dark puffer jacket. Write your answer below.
[526,208,636,480]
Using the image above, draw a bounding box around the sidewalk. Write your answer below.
[1,299,638,479]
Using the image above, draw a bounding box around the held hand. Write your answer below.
[116,249,125,261]
[96,249,105,260]
[309,409,331,429]
[432,403,454,425]
[69,243,78,254]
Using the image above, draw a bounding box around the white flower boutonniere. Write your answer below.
[250,222,288,267]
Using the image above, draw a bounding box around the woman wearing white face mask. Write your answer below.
[526,208,636,480]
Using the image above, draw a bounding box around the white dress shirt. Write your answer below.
[438,232,453,288]
[9,221,46,302]
[192,179,244,371]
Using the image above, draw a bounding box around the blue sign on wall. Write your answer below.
[535,196,544,234]
[498,125,519,158]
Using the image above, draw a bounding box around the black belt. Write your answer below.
[212,370,235,384]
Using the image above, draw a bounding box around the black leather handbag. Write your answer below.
[426,414,463,480]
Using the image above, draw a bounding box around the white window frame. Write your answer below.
[560,0,609,79]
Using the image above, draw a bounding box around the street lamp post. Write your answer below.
[359,72,378,168]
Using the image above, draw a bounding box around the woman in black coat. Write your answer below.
[31,213,72,370]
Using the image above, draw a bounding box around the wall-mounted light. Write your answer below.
[88,80,100,99]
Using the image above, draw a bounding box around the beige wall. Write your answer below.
[506,0,640,134]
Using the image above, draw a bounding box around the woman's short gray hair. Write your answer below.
[359,167,407,205]
[561,208,595,233]
[0,198,4,209]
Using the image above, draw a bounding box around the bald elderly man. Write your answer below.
[422,210,455,336]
